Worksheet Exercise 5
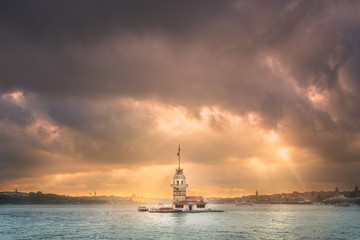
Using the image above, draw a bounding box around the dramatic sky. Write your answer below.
[1,0,360,197]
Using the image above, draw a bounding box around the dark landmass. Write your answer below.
[0,191,106,205]
[207,186,360,205]
[2,186,359,205]
[0,191,170,205]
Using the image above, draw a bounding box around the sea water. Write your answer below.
[0,204,359,239]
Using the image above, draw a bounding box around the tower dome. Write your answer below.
[173,169,186,180]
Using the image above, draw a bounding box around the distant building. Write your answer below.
[170,145,207,211]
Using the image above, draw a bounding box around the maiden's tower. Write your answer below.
[170,145,207,211]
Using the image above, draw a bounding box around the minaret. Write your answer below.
[170,145,188,203]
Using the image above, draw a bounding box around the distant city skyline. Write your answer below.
[1,1,360,197]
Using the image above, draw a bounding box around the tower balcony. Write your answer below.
[170,184,188,188]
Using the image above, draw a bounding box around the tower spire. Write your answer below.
[177,144,181,169]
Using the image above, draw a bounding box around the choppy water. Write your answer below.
[0,204,359,239]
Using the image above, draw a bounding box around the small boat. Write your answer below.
[138,206,148,212]
[148,207,182,213]
[181,210,223,213]
[335,202,351,207]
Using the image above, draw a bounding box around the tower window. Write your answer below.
[181,180,183,185]
[177,180,179,185]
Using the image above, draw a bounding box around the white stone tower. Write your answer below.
[170,145,188,202]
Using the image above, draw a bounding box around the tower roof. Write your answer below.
[173,168,186,179]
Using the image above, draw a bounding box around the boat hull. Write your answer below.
[148,208,182,213]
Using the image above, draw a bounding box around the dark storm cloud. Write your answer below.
[0,0,232,43]
[1,0,358,115]
[43,98,160,164]
[0,95,154,180]
[1,0,360,187]
[0,0,287,98]
[0,138,44,180]
[0,98,33,127]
